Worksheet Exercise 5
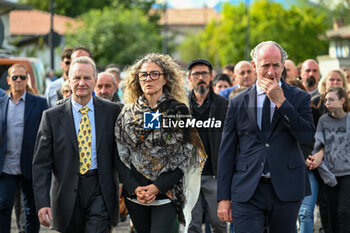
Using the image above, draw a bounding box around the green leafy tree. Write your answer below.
[179,0,329,67]
[65,6,162,67]
[294,0,350,25]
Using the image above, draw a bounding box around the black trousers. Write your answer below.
[323,175,350,233]
[231,180,301,233]
[125,198,177,233]
[64,170,110,233]
[0,173,39,233]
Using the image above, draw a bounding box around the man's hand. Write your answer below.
[38,207,52,227]
[217,200,232,222]
[258,78,286,108]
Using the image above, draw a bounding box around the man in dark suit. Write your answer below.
[33,56,121,233]
[187,59,228,233]
[217,41,314,233]
[0,63,48,233]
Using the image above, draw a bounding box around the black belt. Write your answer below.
[80,169,98,177]
[260,176,271,184]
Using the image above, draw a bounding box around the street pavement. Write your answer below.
[11,210,130,233]
[11,208,322,233]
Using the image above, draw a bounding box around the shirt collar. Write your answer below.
[9,91,26,102]
[71,97,94,113]
[256,79,282,96]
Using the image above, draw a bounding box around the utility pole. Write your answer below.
[244,0,250,61]
[162,0,168,55]
[49,0,55,70]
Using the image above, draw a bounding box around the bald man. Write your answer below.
[219,61,255,98]
[284,59,299,82]
[300,59,320,97]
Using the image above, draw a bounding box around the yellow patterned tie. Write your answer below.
[78,106,92,174]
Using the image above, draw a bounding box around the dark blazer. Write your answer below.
[32,96,121,232]
[217,80,314,203]
[0,93,48,179]
[190,91,228,177]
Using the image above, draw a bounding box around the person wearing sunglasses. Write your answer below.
[45,48,73,108]
[0,63,48,233]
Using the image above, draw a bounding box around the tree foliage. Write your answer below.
[65,6,162,67]
[295,0,350,24]
[19,0,155,18]
[179,0,330,67]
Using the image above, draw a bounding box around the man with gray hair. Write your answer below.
[284,59,299,82]
[95,72,117,102]
[217,41,313,233]
[33,56,121,232]
[106,66,122,102]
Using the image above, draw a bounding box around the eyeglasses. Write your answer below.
[190,71,210,79]
[11,75,27,81]
[138,71,164,81]
[64,61,71,65]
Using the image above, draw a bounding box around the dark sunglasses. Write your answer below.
[64,61,71,65]
[11,75,27,81]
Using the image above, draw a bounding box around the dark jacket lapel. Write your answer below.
[24,93,34,124]
[58,99,78,153]
[270,79,292,134]
[93,97,105,153]
[246,85,264,139]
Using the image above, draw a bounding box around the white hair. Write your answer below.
[97,72,117,85]
[250,41,288,64]
[69,56,97,79]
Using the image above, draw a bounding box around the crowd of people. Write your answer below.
[0,40,349,233]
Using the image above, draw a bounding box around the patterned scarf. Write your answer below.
[115,94,206,231]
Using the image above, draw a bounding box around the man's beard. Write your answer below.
[194,81,209,94]
[306,76,316,88]
[100,93,113,101]
[194,86,209,95]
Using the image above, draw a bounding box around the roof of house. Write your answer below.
[326,25,350,39]
[157,8,220,26]
[9,10,78,35]
[0,0,30,14]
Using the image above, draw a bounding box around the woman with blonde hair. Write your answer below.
[312,69,348,114]
[115,53,206,233]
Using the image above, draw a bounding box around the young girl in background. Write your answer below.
[309,86,350,233]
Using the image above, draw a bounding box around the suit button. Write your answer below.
[265,143,269,147]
